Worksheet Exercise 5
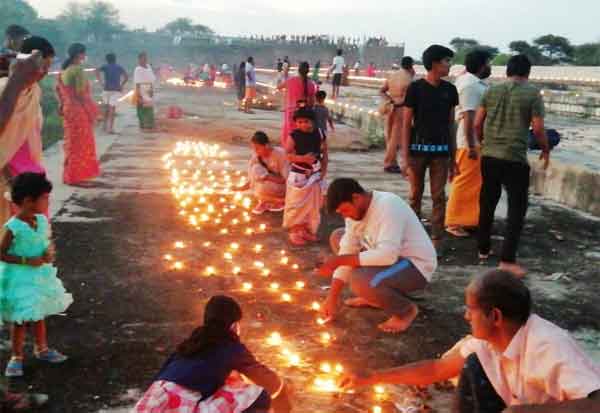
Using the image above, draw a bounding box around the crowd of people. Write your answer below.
[235,34,390,49]
[1,21,599,413]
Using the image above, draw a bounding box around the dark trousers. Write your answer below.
[477,156,530,262]
[244,387,291,413]
[454,353,506,413]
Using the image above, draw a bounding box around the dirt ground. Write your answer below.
[1,85,599,413]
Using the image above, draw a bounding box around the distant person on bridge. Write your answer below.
[329,49,345,99]
[235,61,246,111]
[277,61,317,150]
[133,51,157,131]
[244,57,257,114]
[96,53,128,135]
[380,56,415,174]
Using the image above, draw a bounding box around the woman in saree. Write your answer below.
[277,61,317,151]
[0,36,55,235]
[133,52,156,131]
[56,43,100,186]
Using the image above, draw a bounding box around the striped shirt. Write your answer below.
[481,80,545,164]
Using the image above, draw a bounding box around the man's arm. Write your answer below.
[474,107,487,143]
[342,353,465,388]
[531,116,550,170]
[379,81,391,101]
[504,391,600,413]
[463,110,478,158]
[448,106,459,180]
[95,68,103,84]
[401,106,414,177]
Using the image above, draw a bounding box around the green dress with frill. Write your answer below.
[0,215,73,324]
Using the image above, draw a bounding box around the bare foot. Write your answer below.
[344,297,381,309]
[499,262,527,278]
[378,305,419,333]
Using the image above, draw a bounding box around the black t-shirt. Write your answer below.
[291,128,324,170]
[404,78,458,156]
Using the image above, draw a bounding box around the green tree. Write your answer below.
[57,2,89,41]
[533,34,574,62]
[0,0,37,32]
[450,37,479,51]
[574,43,600,66]
[84,0,124,42]
[162,18,213,38]
[509,40,547,65]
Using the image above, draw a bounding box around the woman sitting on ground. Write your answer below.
[238,131,289,215]
[134,295,291,413]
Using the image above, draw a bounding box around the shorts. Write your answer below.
[332,73,342,86]
[245,86,257,100]
[102,91,122,107]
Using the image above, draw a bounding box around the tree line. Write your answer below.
[450,35,600,66]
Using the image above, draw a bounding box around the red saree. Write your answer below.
[56,72,100,185]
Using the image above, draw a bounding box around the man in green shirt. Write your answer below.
[474,55,550,278]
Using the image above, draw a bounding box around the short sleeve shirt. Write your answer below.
[245,63,256,87]
[332,56,345,74]
[99,63,126,91]
[455,72,488,148]
[313,105,330,133]
[458,315,600,407]
[481,80,545,164]
[404,79,459,156]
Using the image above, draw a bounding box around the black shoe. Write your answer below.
[384,165,402,174]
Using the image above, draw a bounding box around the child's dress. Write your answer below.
[0,214,73,324]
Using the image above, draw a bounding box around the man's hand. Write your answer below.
[539,150,550,170]
[448,161,460,182]
[467,147,478,160]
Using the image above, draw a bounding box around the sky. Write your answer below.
[29,0,600,56]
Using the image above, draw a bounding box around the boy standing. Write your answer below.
[96,53,128,134]
[402,45,459,251]
[313,90,335,138]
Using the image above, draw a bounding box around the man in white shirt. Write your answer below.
[318,178,437,333]
[244,56,257,114]
[329,49,345,99]
[445,50,491,238]
[340,270,600,413]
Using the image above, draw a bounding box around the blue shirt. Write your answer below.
[155,341,280,399]
[99,63,126,91]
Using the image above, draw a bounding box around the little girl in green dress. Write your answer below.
[0,173,73,377]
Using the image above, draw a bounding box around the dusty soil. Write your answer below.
[1,85,598,413]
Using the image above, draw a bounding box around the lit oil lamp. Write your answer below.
[174,241,185,249]
[233,266,242,275]
[230,242,239,250]
[269,282,280,291]
[295,281,305,290]
[224,252,233,260]
[254,261,265,269]
[280,257,289,265]
[164,254,173,261]
[245,228,254,235]
[292,264,299,270]
[203,241,211,247]
[311,302,321,311]
[266,332,282,346]
[281,293,292,302]
[253,244,263,253]
[242,282,253,291]
[205,266,216,276]
[258,223,267,232]
[173,261,184,270]
[320,332,332,344]
[261,269,271,276]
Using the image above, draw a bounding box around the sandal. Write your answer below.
[34,348,68,364]
[5,357,24,377]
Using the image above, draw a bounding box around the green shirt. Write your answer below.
[61,65,86,93]
[481,80,545,164]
